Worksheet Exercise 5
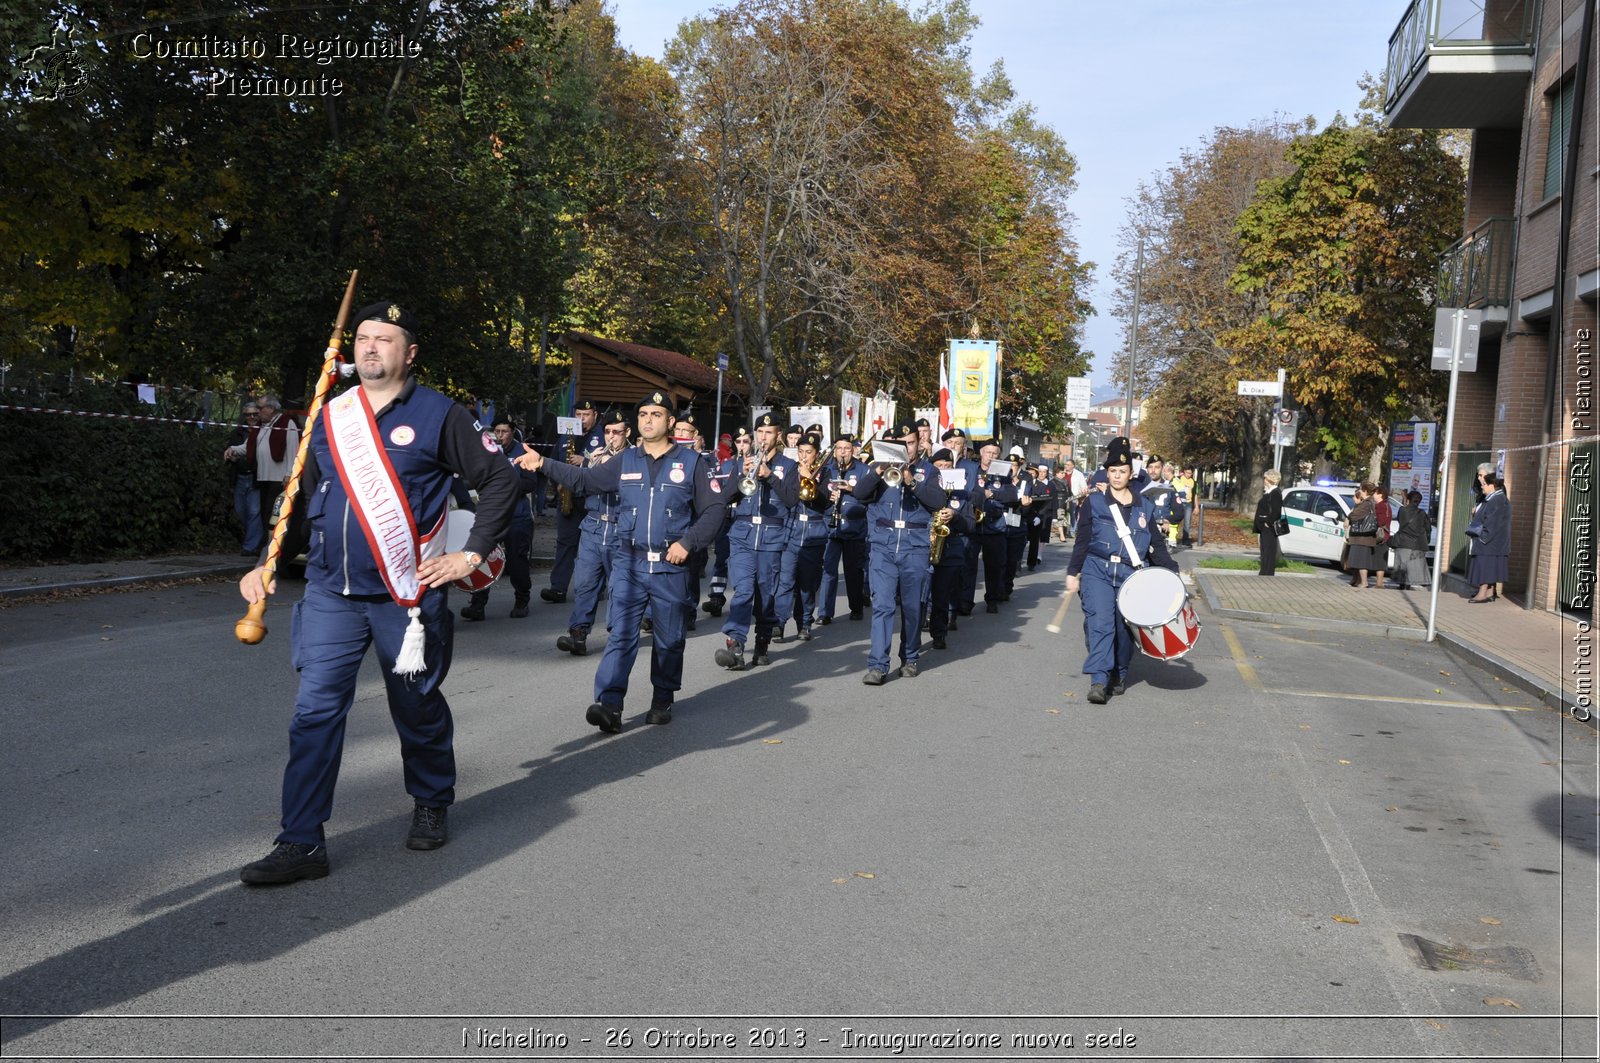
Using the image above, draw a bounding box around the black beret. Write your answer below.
[574,398,597,413]
[800,433,823,449]
[605,409,628,425]
[734,425,752,440]
[806,423,824,434]
[892,420,917,438]
[1103,436,1133,468]
[931,447,954,463]
[915,417,930,428]
[634,391,671,415]
[353,302,419,337]
[676,411,699,429]
[941,428,966,441]
[786,423,804,435]
[754,412,780,429]
[834,433,857,444]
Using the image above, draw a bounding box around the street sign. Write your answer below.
[1065,376,1091,417]
[1237,379,1282,397]
[716,351,729,372]
[1269,408,1299,446]
[1431,308,1482,372]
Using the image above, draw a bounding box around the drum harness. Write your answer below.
[1104,500,1145,573]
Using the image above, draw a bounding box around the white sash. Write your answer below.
[1106,498,1144,569]
[324,388,444,676]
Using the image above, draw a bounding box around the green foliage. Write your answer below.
[0,412,237,561]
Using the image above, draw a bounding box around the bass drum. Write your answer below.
[1116,566,1200,662]
[443,509,506,592]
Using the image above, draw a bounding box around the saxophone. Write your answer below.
[930,488,953,564]
[557,442,579,517]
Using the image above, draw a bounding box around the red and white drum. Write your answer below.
[443,509,506,592]
[1116,567,1200,662]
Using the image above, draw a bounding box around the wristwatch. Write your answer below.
[462,550,483,568]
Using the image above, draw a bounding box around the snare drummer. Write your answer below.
[1064,437,1179,705]
[236,302,521,884]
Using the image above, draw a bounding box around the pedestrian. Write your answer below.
[1467,471,1510,603]
[1342,482,1381,588]
[1371,486,1395,589]
[237,302,521,885]
[1173,466,1196,546]
[1391,489,1430,590]
[1252,469,1284,575]
[459,416,538,622]
[1065,437,1180,704]
[515,391,726,730]
[224,400,263,555]
[250,394,299,537]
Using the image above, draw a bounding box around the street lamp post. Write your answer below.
[1125,240,1143,441]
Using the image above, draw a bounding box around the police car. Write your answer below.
[1279,480,1435,567]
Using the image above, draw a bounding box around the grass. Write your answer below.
[1198,556,1317,574]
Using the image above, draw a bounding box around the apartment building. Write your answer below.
[1385,0,1597,613]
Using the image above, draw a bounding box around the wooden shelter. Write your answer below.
[564,333,747,419]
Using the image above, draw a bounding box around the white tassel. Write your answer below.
[393,606,427,677]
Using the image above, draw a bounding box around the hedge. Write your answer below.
[0,411,243,562]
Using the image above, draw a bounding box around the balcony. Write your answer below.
[1385,0,1535,129]
[1437,216,1513,334]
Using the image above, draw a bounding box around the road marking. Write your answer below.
[1262,688,1536,713]
[1220,622,1265,691]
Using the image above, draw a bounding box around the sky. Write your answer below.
[611,0,1407,400]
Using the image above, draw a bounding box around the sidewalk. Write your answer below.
[1195,562,1584,720]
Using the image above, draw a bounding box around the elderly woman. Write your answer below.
[1468,471,1511,603]
[1252,469,1283,575]
[1343,482,1381,588]
[1390,490,1431,590]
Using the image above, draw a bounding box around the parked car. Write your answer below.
[1279,480,1436,568]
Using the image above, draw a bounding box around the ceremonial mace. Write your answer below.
[235,270,360,644]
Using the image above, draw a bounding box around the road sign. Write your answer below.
[1269,408,1299,447]
[1237,379,1282,397]
[1065,376,1091,418]
[1431,308,1482,372]
[716,351,729,372]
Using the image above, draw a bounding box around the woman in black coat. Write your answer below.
[1252,469,1284,575]
[1467,471,1511,603]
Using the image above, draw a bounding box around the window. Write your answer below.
[1543,78,1574,202]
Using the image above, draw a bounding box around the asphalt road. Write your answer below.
[2,556,1595,1061]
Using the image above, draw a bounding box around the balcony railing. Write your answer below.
[1386,0,1536,112]
[1436,216,1514,309]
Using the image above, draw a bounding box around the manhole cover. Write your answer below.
[1399,934,1540,981]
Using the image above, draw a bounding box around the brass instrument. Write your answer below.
[557,442,579,516]
[740,446,774,497]
[798,454,824,502]
[929,485,955,564]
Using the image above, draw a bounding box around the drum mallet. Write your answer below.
[1045,585,1077,634]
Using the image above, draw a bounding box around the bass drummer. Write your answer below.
[1065,437,1179,705]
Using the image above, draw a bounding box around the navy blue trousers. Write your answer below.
[867,544,930,672]
[279,583,455,845]
[593,557,689,707]
[567,527,616,634]
[723,542,782,645]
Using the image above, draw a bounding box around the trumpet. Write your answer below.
[739,446,773,497]
[861,439,909,487]
[798,455,824,502]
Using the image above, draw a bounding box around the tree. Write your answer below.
[1225,120,1465,477]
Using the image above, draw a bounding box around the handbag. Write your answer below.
[1348,512,1378,536]
[1274,516,1290,536]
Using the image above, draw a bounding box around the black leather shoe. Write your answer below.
[862,669,887,686]
[585,702,623,734]
[240,842,328,885]
[645,700,673,725]
[405,804,448,850]
[948,615,959,631]
[509,601,529,618]
[1110,673,1126,696]
[751,639,771,666]
[641,617,653,634]
[797,627,813,641]
[818,616,832,626]
[957,605,974,616]
[986,602,999,614]
[714,640,746,670]
[900,661,920,678]
[540,588,566,603]
[849,609,863,620]
[931,636,947,649]
[557,628,588,656]
[704,594,725,616]
[1086,684,1109,705]
[459,605,485,622]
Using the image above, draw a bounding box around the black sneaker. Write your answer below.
[1086,684,1109,705]
[714,640,746,670]
[240,842,329,885]
[406,803,448,850]
[540,588,567,603]
[459,605,485,622]
[586,702,623,734]
[862,669,887,686]
[900,661,920,678]
[645,701,673,725]
[509,601,530,618]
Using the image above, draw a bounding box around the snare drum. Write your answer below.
[443,509,506,592]
[1116,567,1200,662]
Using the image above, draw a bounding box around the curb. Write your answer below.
[1435,630,1592,722]
[0,563,256,600]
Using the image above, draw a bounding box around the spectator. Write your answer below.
[1467,471,1510,603]
[1343,482,1381,589]
[250,395,300,541]
[1371,486,1394,589]
[1391,489,1430,591]
[1252,469,1283,576]
[224,400,263,555]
